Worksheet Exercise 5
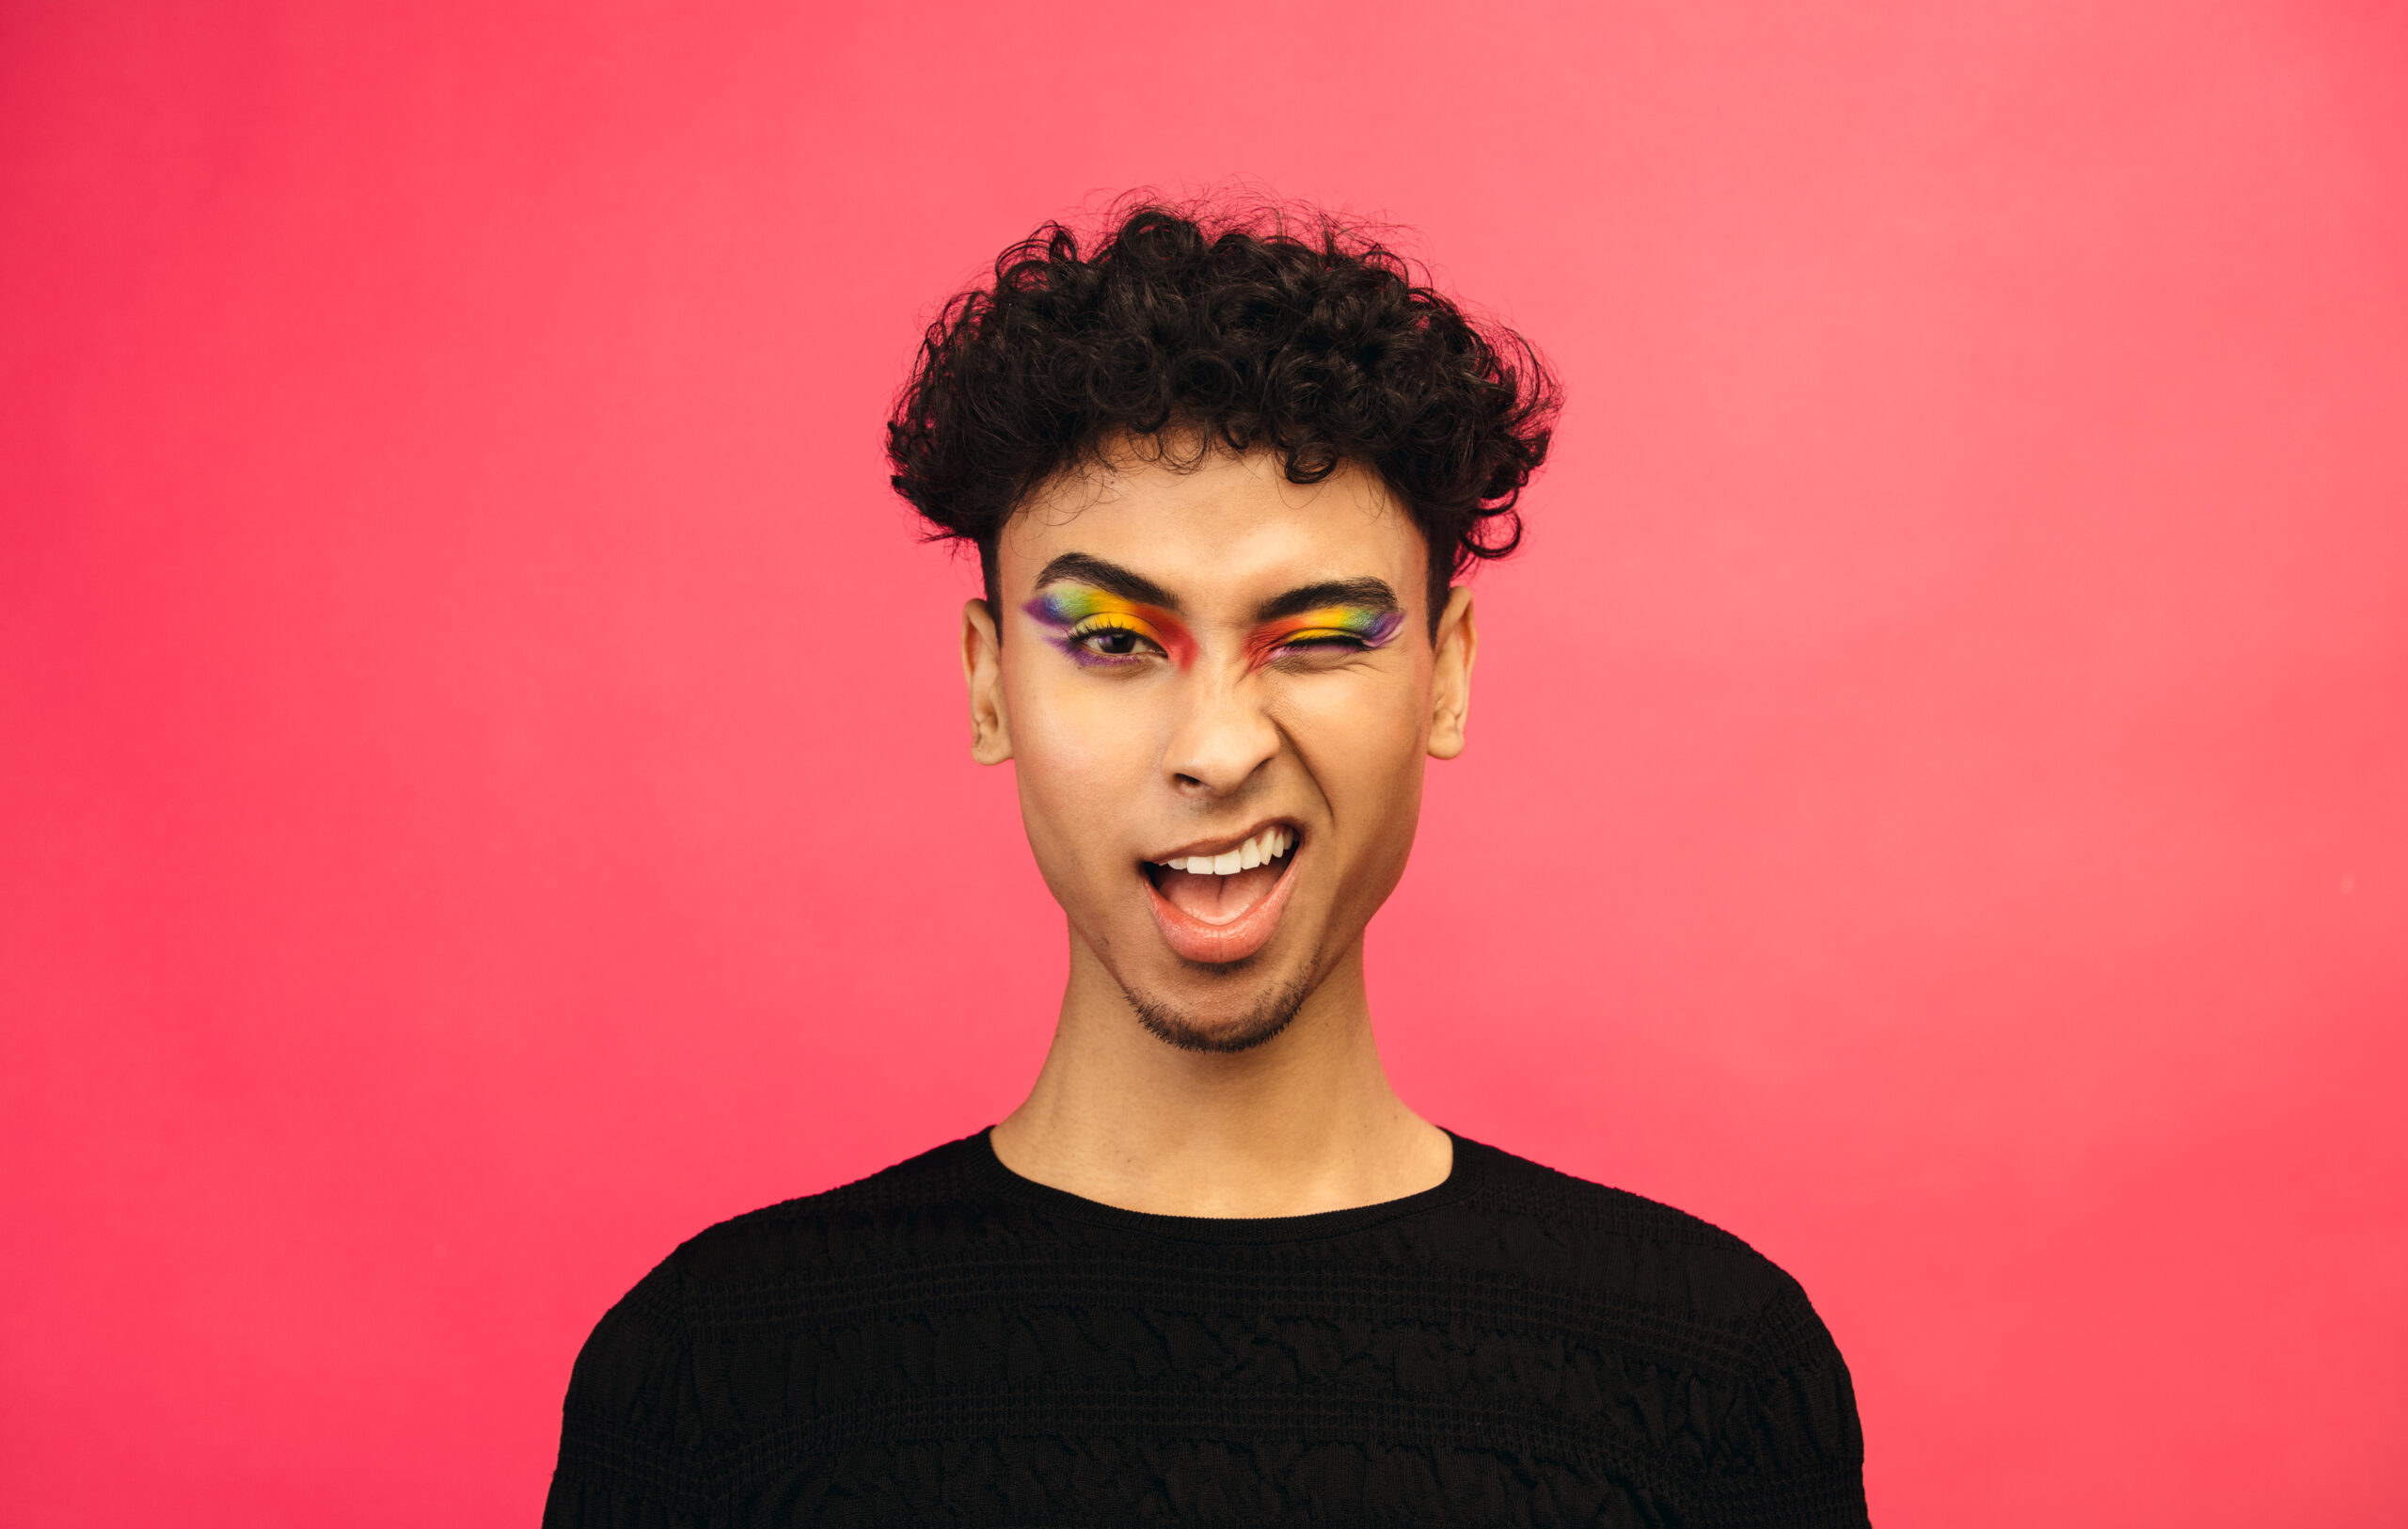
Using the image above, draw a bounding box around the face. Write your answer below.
[960,439,1476,1052]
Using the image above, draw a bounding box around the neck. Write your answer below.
[990,931,1453,1218]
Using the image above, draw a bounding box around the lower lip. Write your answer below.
[1143,845,1304,965]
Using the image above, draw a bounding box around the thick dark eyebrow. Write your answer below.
[1030,552,1180,611]
[1254,579,1402,625]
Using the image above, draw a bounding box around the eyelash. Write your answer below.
[1266,629,1370,653]
[1065,624,1370,668]
[1061,618,1165,665]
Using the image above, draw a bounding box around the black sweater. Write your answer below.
[545,1132,1868,1527]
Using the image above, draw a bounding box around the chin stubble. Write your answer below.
[1122,965,1319,1054]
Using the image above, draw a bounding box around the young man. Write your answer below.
[547,203,1869,1526]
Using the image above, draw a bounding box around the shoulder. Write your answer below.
[545,1136,996,1522]
[640,1132,994,1293]
[1461,1139,1798,1282]
[1452,1136,1850,1371]
[1449,1139,1869,1521]
[1451,1138,1868,1521]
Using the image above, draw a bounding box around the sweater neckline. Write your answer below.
[970,1126,1482,1245]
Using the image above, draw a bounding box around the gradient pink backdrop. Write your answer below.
[5,2,2404,1523]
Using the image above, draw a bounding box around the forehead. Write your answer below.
[996,443,1422,605]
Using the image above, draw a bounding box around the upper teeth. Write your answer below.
[1161,827,1293,876]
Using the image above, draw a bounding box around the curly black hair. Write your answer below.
[885,199,1560,633]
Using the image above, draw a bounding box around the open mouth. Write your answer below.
[1139,824,1302,965]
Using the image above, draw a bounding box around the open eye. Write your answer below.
[1066,618,1165,664]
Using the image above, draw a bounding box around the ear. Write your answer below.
[961,598,1014,765]
[1426,585,1477,760]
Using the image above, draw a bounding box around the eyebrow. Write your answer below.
[1253,579,1402,624]
[1031,552,1180,611]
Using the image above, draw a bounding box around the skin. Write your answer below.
[965,437,1475,1217]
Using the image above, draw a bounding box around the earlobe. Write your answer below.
[1426,586,1478,760]
[961,598,1014,765]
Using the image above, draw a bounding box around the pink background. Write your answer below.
[5,2,2404,1523]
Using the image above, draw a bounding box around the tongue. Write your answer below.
[1162,863,1282,924]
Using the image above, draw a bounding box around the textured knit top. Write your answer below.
[544,1132,1868,1527]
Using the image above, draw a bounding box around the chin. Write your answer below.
[1112,954,1319,1054]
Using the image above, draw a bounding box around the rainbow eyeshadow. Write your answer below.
[1022,586,1197,668]
[1247,604,1405,666]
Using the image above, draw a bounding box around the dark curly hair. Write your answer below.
[885,199,1560,633]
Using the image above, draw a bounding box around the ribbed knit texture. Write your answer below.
[545,1132,1868,1527]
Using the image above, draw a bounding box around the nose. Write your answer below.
[1160,670,1280,798]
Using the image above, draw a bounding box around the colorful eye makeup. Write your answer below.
[1023,586,1197,669]
[1024,585,1402,671]
[1247,604,1404,666]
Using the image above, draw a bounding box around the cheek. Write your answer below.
[1278,672,1431,828]
[1005,669,1158,871]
